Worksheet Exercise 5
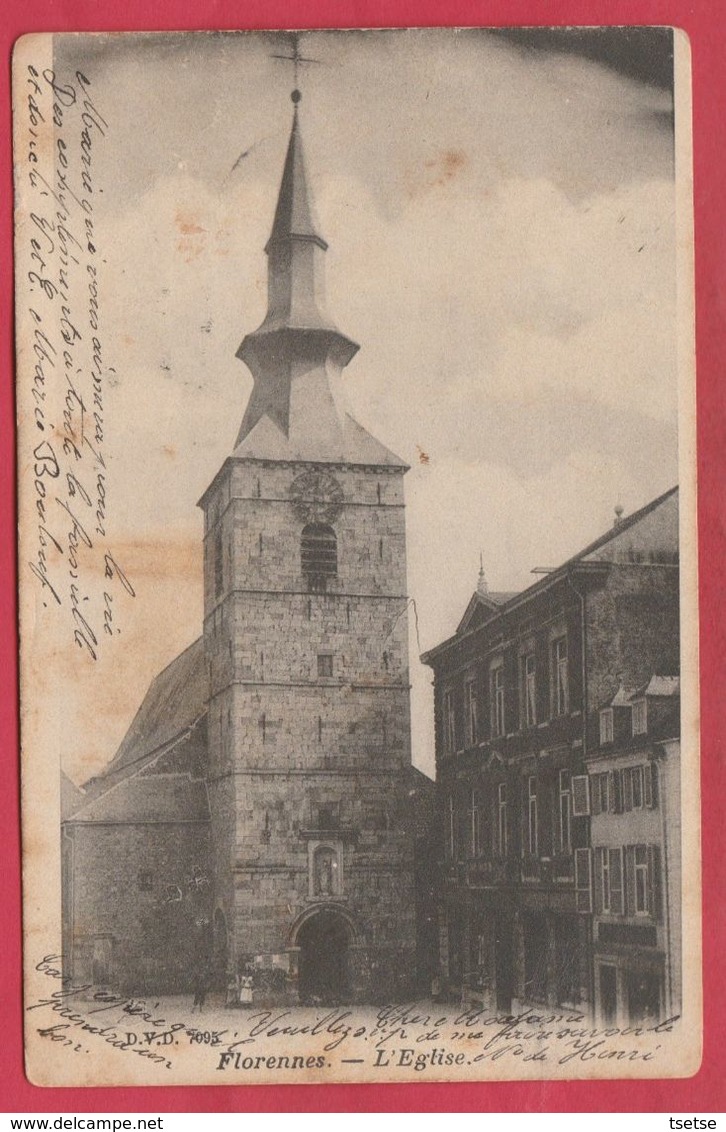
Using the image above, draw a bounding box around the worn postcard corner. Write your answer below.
[14,27,699,1087]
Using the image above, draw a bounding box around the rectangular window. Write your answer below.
[574,847,592,913]
[214,529,223,598]
[552,636,569,716]
[601,848,611,912]
[465,679,478,747]
[522,652,537,728]
[571,774,590,817]
[527,775,538,856]
[591,771,610,815]
[496,782,507,857]
[643,763,658,808]
[599,708,614,745]
[447,795,456,860]
[137,870,153,892]
[632,766,643,809]
[491,664,505,738]
[611,769,623,813]
[632,699,648,735]
[469,789,481,858]
[317,653,333,678]
[634,845,649,914]
[609,847,624,915]
[559,769,571,852]
[622,766,644,812]
[443,690,456,754]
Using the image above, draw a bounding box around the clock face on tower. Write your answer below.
[289,470,344,524]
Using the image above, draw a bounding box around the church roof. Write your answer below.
[91,636,208,786]
[66,772,210,825]
[60,771,86,819]
[231,408,408,468]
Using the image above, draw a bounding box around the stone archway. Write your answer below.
[294,907,353,1005]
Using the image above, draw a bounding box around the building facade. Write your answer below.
[588,678,681,1025]
[422,487,680,1018]
[62,94,420,1005]
[197,97,417,1004]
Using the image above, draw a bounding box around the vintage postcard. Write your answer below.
[14,27,699,1086]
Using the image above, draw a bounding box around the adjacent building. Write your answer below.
[587,676,681,1024]
[421,487,680,1018]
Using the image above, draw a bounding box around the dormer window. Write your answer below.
[632,699,648,736]
[600,708,614,745]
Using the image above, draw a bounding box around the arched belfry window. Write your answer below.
[301,523,337,592]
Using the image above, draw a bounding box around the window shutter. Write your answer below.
[535,633,549,724]
[648,844,662,921]
[590,775,601,816]
[572,775,590,816]
[644,763,659,809]
[623,769,634,812]
[611,770,622,813]
[609,847,624,915]
[594,847,604,914]
[504,648,518,734]
[575,847,592,913]
[624,845,636,917]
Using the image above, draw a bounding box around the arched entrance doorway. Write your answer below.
[296,908,352,1004]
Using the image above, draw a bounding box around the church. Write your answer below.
[61,88,430,1005]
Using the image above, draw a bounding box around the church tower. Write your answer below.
[198,91,417,1003]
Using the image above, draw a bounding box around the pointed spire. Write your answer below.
[228,93,405,470]
[240,95,353,344]
[477,552,489,596]
[266,98,327,253]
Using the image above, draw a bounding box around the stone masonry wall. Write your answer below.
[202,457,417,1001]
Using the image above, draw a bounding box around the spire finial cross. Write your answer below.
[271,32,324,102]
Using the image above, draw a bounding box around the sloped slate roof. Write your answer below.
[61,772,86,819]
[577,485,678,564]
[69,771,210,824]
[642,675,680,698]
[406,765,436,840]
[99,636,208,782]
[232,409,408,468]
[456,590,521,634]
[423,485,678,663]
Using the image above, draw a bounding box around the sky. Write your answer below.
[52,28,682,783]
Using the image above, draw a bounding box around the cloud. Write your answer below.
[50,30,682,781]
